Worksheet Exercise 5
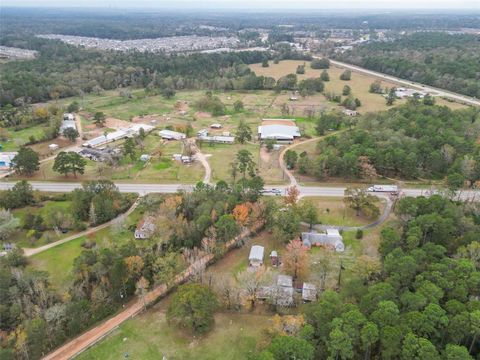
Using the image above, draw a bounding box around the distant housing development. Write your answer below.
[37,34,241,54]
[0,46,37,60]
[258,119,301,143]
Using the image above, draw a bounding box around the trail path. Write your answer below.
[24,197,140,257]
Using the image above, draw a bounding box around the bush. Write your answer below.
[356,229,364,239]
[311,58,330,69]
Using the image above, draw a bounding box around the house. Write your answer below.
[302,283,317,302]
[197,130,235,144]
[158,129,186,140]
[342,109,358,117]
[134,217,156,239]
[394,88,426,99]
[258,119,301,143]
[302,229,345,252]
[248,245,264,267]
[49,144,59,151]
[210,123,223,129]
[0,152,17,170]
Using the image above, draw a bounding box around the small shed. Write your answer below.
[49,144,59,151]
[249,245,264,267]
[210,123,223,129]
[302,283,317,302]
[140,154,150,162]
[172,154,182,161]
[270,250,279,267]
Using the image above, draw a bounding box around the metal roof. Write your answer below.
[249,245,264,261]
[258,125,300,140]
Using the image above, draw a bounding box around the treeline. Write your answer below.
[295,103,480,182]
[294,195,480,359]
[0,36,272,106]
[335,32,480,98]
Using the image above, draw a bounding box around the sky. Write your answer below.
[2,0,479,9]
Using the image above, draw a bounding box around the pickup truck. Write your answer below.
[367,185,398,193]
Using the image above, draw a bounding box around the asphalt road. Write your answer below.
[327,59,480,107]
[1,181,479,200]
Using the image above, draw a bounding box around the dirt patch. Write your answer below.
[131,114,161,124]
[194,111,212,119]
[85,124,96,130]
[105,117,132,129]
[174,100,190,112]
[262,119,297,126]
[259,146,272,163]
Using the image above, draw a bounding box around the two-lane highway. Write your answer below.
[1,181,479,200]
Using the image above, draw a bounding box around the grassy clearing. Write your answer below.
[77,310,270,360]
[250,60,467,113]
[28,208,144,290]
[1,125,51,151]
[299,196,385,227]
[10,200,75,248]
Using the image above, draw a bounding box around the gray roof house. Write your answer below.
[258,125,301,142]
[159,129,186,140]
[302,229,345,252]
[134,217,156,239]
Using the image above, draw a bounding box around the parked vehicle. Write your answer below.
[367,185,398,193]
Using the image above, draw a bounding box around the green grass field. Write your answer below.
[299,196,385,227]
[77,311,270,360]
[28,208,144,290]
[250,60,468,113]
[10,200,75,248]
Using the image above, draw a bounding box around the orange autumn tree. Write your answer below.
[285,186,300,206]
[283,238,309,280]
[233,203,250,226]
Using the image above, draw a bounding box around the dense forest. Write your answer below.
[295,195,480,359]
[2,8,479,40]
[0,36,272,106]
[335,32,480,98]
[296,103,480,183]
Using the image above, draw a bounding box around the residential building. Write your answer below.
[134,217,156,239]
[159,129,186,140]
[302,229,345,252]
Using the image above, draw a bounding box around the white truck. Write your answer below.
[367,185,398,193]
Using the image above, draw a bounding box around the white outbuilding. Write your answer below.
[248,245,265,267]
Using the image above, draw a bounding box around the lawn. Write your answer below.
[299,196,386,227]
[28,207,144,290]
[77,310,270,360]
[10,199,75,248]
[1,125,51,151]
[201,142,260,183]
